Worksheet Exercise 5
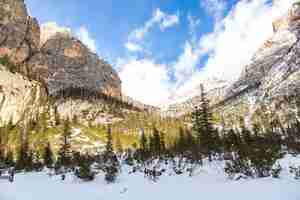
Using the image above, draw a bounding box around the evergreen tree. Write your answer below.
[104,127,120,183]
[152,126,161,157]
[176,127,186,155]
[56,119,72,171]
[43,142,54,168]
[139,128,148,162]
[191,84,214,161]
[76,154,94,181]
[160,131,166,155]
[4,150,14,167]
[0,127,5,163]
[53,106,60,126]
[16,126,30,170]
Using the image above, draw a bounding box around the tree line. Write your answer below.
[1,84,300,182]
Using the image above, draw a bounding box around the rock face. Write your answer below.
[28,34,121,98]
[162,79,228,117]
[122,95,160,113]
[0,64,47,125]
[0,0,40,66]
[165,3,300,128]
[209,4,300,128]
[0,0,122,99]
[0,0,123,126]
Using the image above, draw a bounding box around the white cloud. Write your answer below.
[75,26,97,52]
[173,42,201,86]
[129,8,179,41]
[159,10,180,30]
[41,23,98,53]
[198,0,294,81]
[120,0,295,106]
[125,8,179,53]
[201,0,227,21]
[119,59,171,106]
[125,42,143,52]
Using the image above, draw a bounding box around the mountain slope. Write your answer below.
[165,3,300,128]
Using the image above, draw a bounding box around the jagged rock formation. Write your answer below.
[40,22,72,47]
[0,0,124,126]
[0,64,47,125]
[27,34,121,98]
[165,3,300,128]
[214,3,300,127]
[0,0,40,66]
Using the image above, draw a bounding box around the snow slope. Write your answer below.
[1,155,300,200]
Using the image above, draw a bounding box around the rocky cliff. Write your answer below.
[0,64,47,125]
[0,0,123,126]
[215,3,300,127]
[0,0,40,66]
[27,34,121,98]
[165,3,300,128]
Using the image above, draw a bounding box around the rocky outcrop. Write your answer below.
[0,64,47,125]
[0,0,122,99]
[165,3,300,128]
[162,79,228,117]
[122,95,160,113]
[211,3,300,127]
[27,34,121,98]
[0,0,40,66]
[0,0,124,126]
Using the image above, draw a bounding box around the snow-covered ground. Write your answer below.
[1,155,300,200]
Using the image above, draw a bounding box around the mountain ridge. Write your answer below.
[163,3,300,129]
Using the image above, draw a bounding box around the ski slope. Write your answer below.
[1,155,300,200]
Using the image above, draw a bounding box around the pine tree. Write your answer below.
[0,127,5,163]
[76,154,94,181]
[56,119,72,171]
[4,150,14,167]
[104,127,120,183]
[16,126,30,170]
[115,135,123,154]
[53,106,60,126]
[160,131,166,155]
[176,127,186,155]
[43,142,54,168]
[152,126,161,157]
[139,128,148,162]
[191,84,214,162]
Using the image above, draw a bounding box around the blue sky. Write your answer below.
[26,0,233,63]
[25,0,294,106]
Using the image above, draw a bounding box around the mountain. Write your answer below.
[0,0,152,127]
[164,3,300,128]
[162,78,228,117]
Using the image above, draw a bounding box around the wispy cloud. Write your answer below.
[120,0,295,106]
[125,8,179,52]
[201,0,227,21]
[129,8,179,41]
[124,42,143,52]
[40,22,98,53]
[75,26,97,52]
[173,0,294,100]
